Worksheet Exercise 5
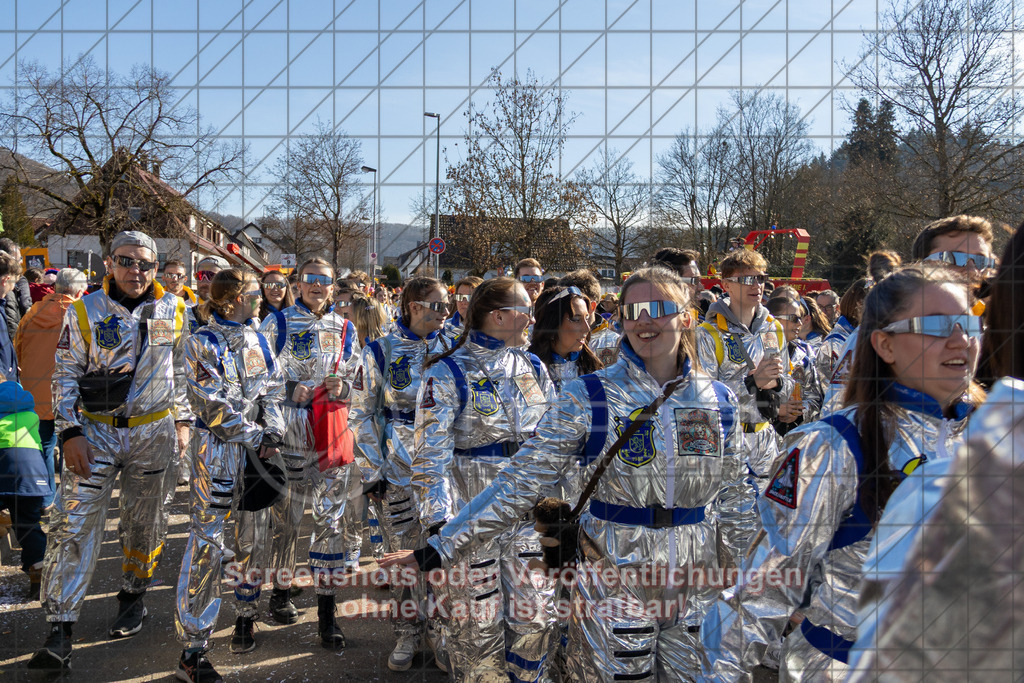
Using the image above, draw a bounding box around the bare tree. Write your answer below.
[268,119,369,272]
[443,70,590,274]
[0,55,245,244]
[726,90,814,234]
[575,150,650,278]
[654,123,740,264]
[260,213,329,265]
[846,0,1023,221]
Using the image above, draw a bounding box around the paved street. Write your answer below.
[0,483,448,682]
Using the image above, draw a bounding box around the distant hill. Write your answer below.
[0,148,80,219]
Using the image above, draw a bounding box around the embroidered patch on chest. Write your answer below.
[513,373,545,406]
[765,448,800,509]
[94,315,122,350]
[674,407,721,457]
[388,355,413,390]
[289,331,314,360]
[148,319,174,346]
[243,347,267,376]
[470,378,499,416]
[614,407,657,468]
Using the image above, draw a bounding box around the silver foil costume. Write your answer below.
[815,316,855,415]
[349,321,450,641]
[697,299,793,482]
[427,341,749,682]
[820,329,858,416]
[412,330,558,682]
[43,279,190,621]
[704,383,971,682]
[443,311,465,345]
[588,317,621,367]
[258,301,359,594]
[175,313,286,650]
[847,378,1021,681]
[787,339,823,424]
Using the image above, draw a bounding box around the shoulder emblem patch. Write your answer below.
[420,377,436,409]
[195,362,213,384]
[352,365,365,391]
[723,334,746,364]
[765,448,800,509]
[56,326,71,350]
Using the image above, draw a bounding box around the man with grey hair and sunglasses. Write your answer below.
[29,231,193,672]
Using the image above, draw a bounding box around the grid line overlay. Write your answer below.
[0,0,1020,239]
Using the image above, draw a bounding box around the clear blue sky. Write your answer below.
[0,0,884,250]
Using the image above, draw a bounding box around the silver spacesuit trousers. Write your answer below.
[438,519,559,683]
[175,432,270,650]
[378,482,427,639]
[565,521,722,683]
[41,416,177,622]
[268,405,353,595]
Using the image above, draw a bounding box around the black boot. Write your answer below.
[109,589,147,638]
[27,622,73,670]
[269,587,298,624]
[317,594,346,650]
[230,616,256,654]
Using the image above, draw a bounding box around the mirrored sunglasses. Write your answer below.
[724,274,768,286]
[680,276,702,286]
[620,300,681,321]
[162,272,185,280]
[924,251,997,270]
[519,275,543,283]
[774,314,802,323]
[334,300,352,307]
[301,273,333,286]
[114,255,158,272]
[262,281,287,291]
[241,290,262,300]
[497,304,535,316]
[454,293,471,302]
[882,314,984,338]
[415,300,449,313]
[196,270,217,282]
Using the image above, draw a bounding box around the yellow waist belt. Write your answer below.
[82,408,171,429]
[742,421,770,433]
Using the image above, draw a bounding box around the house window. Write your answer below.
[599,268,615,279]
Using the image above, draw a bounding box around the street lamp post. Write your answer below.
[424,112,440,279]
[361,165,377,277]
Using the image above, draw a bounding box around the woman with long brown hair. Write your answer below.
[385,267,749,681]
[348,276,451,671]
[708,263,983,681]
[174,268,286,681]
[528,284,603,392]
[258,269,294,319]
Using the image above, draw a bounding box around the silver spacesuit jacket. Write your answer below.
[545,351,581,393]
[350,321,450,489]
[429,344,747,569]
[184,314,286,445]
[258,301,358,450]
[696,300,794,429]
[847,380,1016,681]
[411,330,555,529]
[814,316,855,400]
[788,339,822,422]
[708,384,971,682]
[442,311,464,345]
[589,317,621,367]
[821,329,858,416]
[52,279,192,429]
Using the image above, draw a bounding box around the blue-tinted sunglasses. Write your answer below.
[924,251,997,270]
[882,314,984,338]
[301,273,333,286]
[621,300,681,321]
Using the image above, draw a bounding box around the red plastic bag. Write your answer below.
[309,323,354,471]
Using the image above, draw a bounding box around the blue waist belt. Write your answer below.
[800,619,854,664]
[589,500,706,528]
[454,441,520,458]
[382,408,416,424]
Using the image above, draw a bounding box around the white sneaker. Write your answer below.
[425,622,449,673]
[387,633,420,672]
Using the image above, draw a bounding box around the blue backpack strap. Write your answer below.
[438,356,468,418]
[342,319,355,361]
[580,374,608,465]
[254,331,275,373]
[526,352,544,381]
[271,309,287,356]
[196,329,224,373]
[819,413,872,551]
[368,339,387,376]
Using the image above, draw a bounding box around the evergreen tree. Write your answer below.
[0,176,36,246]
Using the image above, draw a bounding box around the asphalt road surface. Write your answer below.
[0,484,776,682]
